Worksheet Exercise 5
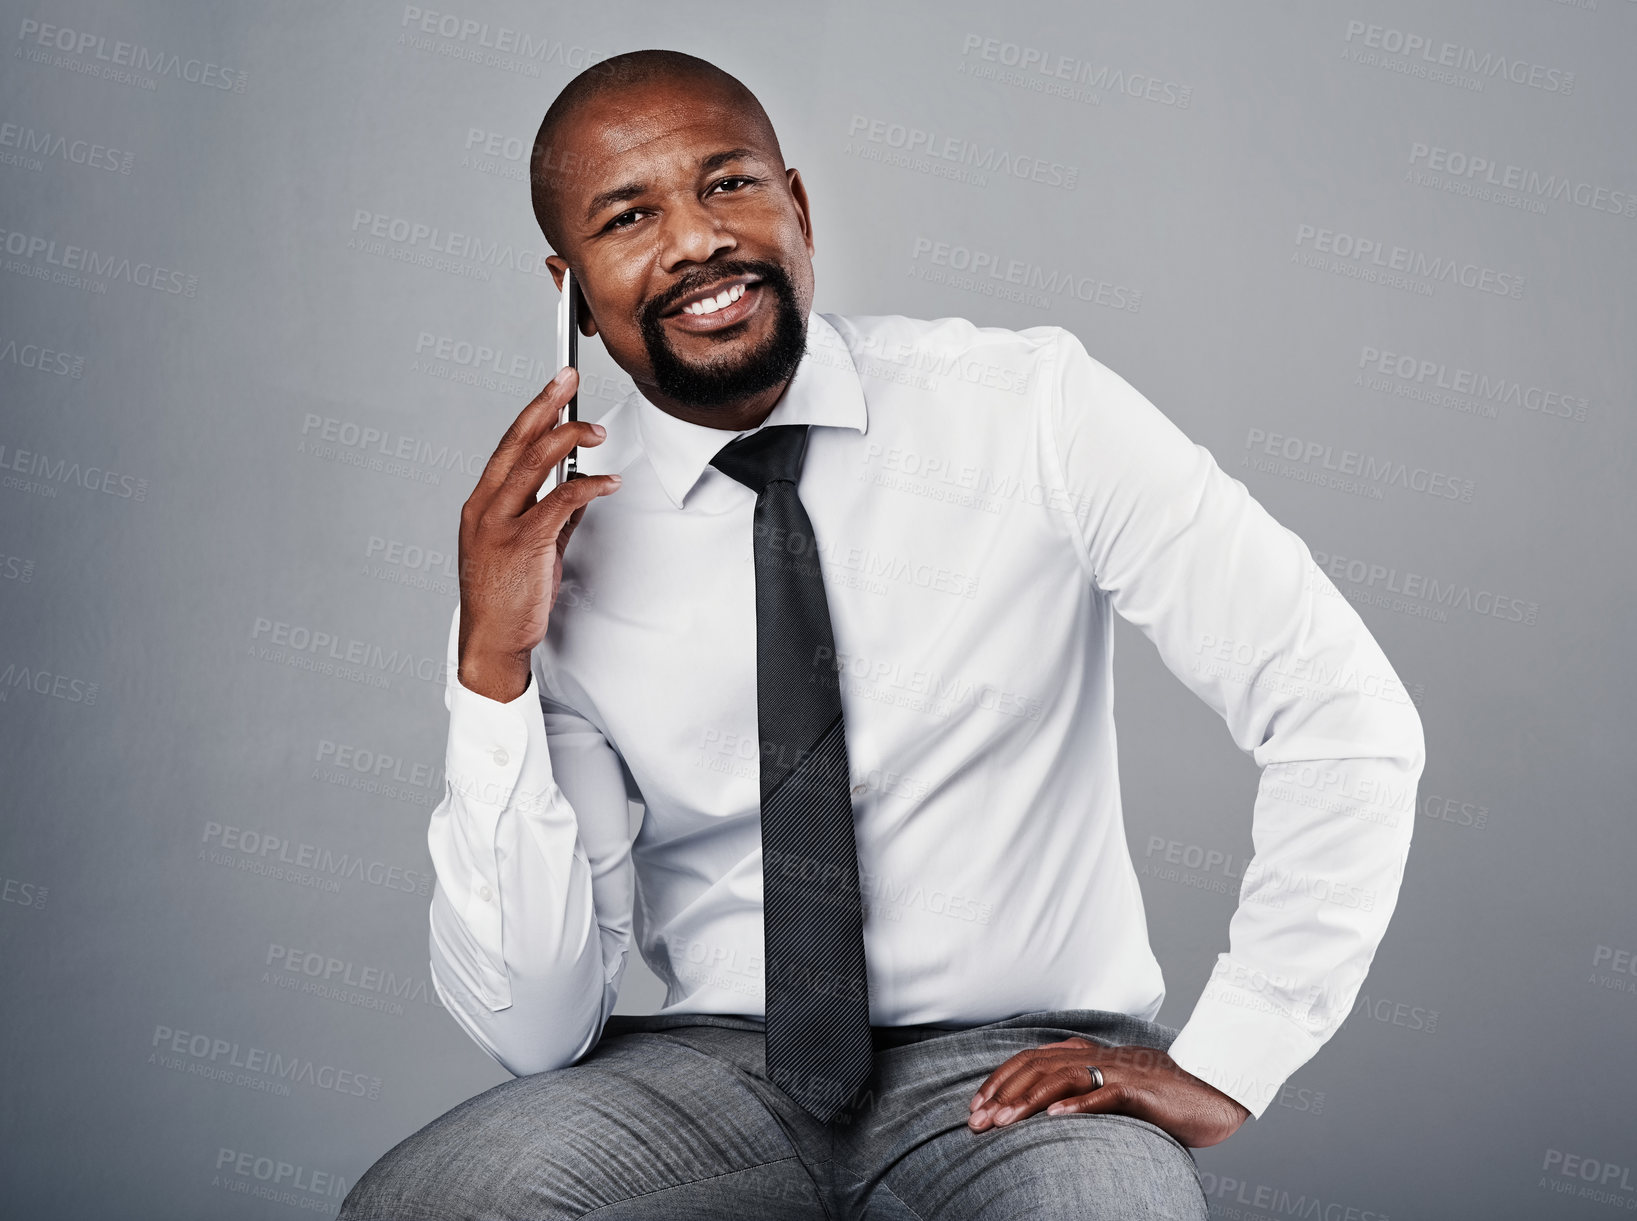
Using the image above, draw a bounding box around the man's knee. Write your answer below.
[882,1113,1208,1221]
[338,1060,623,1220]
[339,1033,801,1220]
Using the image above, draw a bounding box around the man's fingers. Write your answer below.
[986,1066,1100,1125]
[495,418,608,516]
[969,1039,1091,1110]
[969,1053,1071,1128]
[969,1047,1049,1112]
[525,470,622,542]
[1019,1066,1104,1110]
[476,368,577,486]
[471,369,582,511]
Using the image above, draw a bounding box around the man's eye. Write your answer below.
[709,176,755,194]
[607,210,644,230]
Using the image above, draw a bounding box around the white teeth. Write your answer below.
[684,283,748,315]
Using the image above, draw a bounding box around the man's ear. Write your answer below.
[545,254,568,294]
[787,167,815,259]
[544,254,599,338]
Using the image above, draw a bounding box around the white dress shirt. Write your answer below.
[425,311,1425,1119]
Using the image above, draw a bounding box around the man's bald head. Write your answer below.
[529,49,784,252]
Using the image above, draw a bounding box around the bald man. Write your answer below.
[341,48,1422,1221]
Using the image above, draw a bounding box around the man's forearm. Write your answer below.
[1166,717,1424,1118]
[426,602,636,1075]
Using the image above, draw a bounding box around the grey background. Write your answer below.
[2,1,1633,1217]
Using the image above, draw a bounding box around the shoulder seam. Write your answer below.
[1035,329,1100,587]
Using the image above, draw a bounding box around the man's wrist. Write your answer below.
[457,645,532,703]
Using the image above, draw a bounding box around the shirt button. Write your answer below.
[851,783,867,797]
[479,884,493,903]
[493,747,510,766]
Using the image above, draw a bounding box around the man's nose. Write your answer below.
[658,195,736,268]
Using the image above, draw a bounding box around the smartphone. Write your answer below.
[547,265,580,496]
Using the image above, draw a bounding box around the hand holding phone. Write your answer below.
[457,265,620,702]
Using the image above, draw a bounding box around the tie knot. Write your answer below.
[709,424,810,496]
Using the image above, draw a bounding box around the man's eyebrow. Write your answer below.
[581,148,766,224]
[699,147,761,173]
[583,181,647,224]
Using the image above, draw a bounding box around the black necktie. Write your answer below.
[709,423,874,1124]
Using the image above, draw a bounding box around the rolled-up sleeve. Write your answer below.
[1039,328,1426,1118]
[426,600,637,1077]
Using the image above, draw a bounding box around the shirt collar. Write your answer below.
[634,311,867,509]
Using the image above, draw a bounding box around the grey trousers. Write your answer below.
[340,1007,1209,1220]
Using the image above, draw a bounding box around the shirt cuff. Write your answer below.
[444,666,535,810]
[432,651,541,1009]
[1163,985,1328,1120]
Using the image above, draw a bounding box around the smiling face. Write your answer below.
[537,73,816,427]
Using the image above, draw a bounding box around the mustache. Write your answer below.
[639,258,789,326]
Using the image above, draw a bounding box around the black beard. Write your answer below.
[638,258,808,411]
